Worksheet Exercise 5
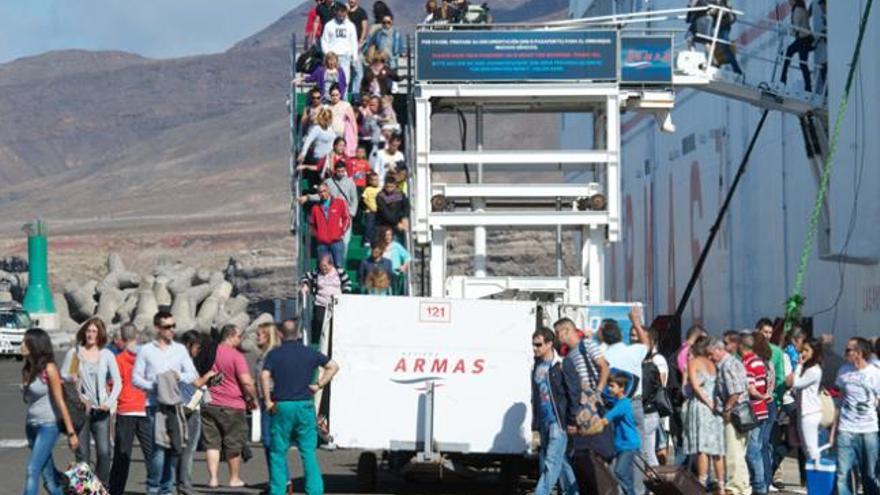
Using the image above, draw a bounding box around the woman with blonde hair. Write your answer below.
[299,107,338,186]
[364,268,392,296]
[60,317,121,485]
[255,322,281,468]
[301,51,347,102]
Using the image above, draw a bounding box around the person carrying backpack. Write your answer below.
[555,318,614,493]
[640,327,672,467]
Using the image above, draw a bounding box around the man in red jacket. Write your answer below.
[310,182,351,268]
[107,324,152,495]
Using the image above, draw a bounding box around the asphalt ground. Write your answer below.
[0,356,812,495]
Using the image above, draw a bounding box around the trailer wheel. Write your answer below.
[500,456,522,494]
[356,451,378,493]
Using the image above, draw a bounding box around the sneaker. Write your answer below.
[771,480,785,490]
[768,484,779,492]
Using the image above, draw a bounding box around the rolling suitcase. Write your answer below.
[589,451,620,495]
[635,455,704,495]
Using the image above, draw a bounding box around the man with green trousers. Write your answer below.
[261,320,340,495]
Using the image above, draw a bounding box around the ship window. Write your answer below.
[682,134,696,155]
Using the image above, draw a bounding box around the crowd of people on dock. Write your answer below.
[531,308,880,495]
[20,313,338,495]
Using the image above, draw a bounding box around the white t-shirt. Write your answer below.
[651,352,669,385]
[792,364,822,416]
[835,362,880,433]
[604,342,648,397]
[371,149,404,176]
[320,18,359,59]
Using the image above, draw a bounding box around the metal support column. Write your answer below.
[605,94,621,242]
[414,97,432,244]
[474,104,487,277]
[586,226,605,302]
[430,229,447,297]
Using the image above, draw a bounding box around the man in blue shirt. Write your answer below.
[261,319,339,495]
[531,327,579,495]
[599,373,641,495]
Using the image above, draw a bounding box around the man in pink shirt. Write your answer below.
[202,324,258,489]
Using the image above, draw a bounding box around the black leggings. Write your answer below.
[781,36,812,92]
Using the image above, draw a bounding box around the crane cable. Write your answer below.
[784,0,875,333]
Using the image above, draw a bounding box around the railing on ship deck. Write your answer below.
[414,5,827,100]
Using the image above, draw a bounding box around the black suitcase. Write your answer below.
[590,451,620,495]
[635,455,705,495]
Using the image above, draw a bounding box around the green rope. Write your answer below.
[784,0,875,333]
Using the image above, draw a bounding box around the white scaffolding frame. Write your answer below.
[413,83,622,303]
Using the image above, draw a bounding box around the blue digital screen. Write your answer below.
[620,36,673,84]
[416,30,619,82]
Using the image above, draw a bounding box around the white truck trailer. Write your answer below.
[322,295,538,492]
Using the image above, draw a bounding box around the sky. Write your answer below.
[0,0,306,63]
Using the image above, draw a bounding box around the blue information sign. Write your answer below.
[416,30,618,82]
[620,36,673,84]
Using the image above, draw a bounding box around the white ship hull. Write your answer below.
[565,0,880,344]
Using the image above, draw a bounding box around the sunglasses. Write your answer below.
[532,342,545,348]
[845,347,858,353]
[382,20,393,25]
[160,323,176,330]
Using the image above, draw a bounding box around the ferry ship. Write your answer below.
[565,0,879,343]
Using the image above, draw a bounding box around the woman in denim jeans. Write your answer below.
[61,317,122,485]
[254,323,281,467]
[22,328,80,495]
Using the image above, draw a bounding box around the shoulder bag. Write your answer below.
[730,400,759,433]
[59,351,87,434]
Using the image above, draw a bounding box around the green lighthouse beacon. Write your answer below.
[22,219,56,330]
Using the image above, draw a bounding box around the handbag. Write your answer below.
[574,344,607,437]
[818,388,835,428]
[62,462,109,495]
[730,400,759,433]
[654,386,674,418]
[59,351,86,435]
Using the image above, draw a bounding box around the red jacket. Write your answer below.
[310,198,350,245]
[345,157,371,187]
[306,7,323,39]
[115,349,146,415]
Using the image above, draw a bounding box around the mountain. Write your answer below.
[0,0,566,235]
[0,0,567,298]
